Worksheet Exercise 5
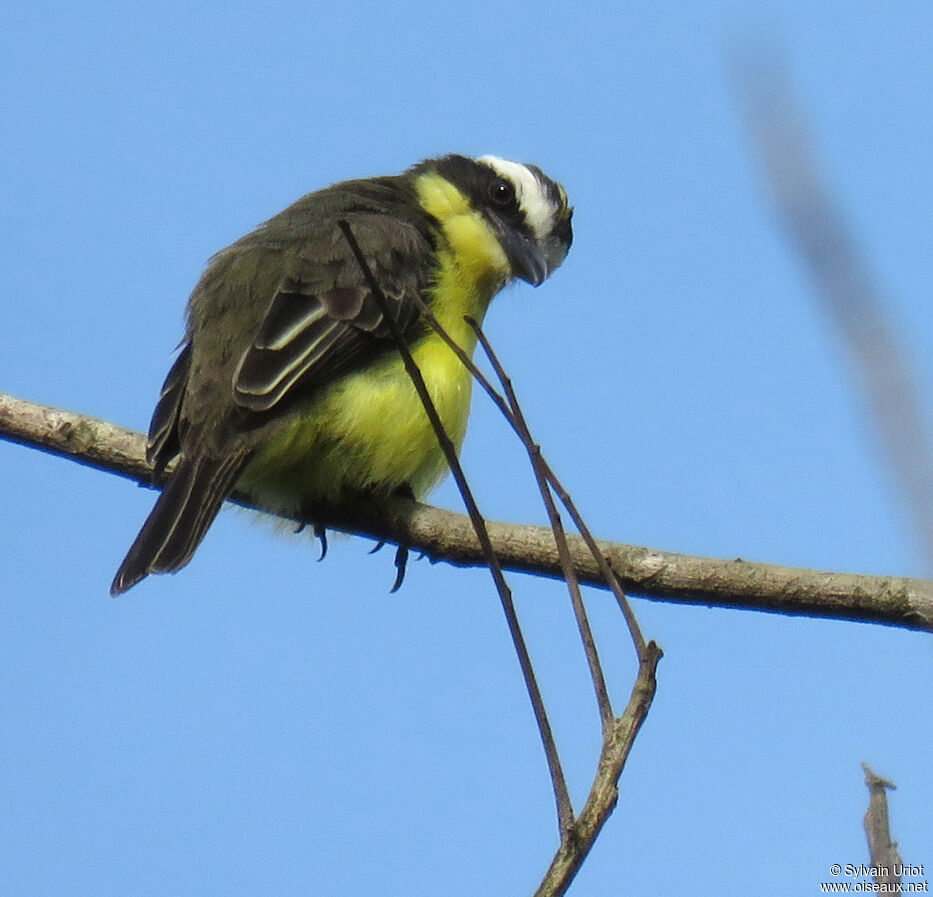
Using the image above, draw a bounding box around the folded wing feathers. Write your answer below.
[232,280,418,413]
[146,342,192,471]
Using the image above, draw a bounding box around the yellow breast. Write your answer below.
[240,171,512,515]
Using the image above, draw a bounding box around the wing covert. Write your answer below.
[233,216,430,414]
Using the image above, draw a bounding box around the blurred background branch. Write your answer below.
[733,49,933,573]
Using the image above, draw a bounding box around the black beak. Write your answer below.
[499,227,549,286]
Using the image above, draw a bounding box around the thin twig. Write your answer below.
[468,322,614,724]
[469,319,648,662]
[336,221,574,833]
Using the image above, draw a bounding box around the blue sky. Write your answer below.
[2,2,931,894]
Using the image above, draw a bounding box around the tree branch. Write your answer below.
[3,390,932,631]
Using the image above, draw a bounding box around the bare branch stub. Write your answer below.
[862,764,903,887]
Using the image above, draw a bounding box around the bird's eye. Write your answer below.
[489,179,515,207]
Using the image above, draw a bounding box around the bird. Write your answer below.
[111,153,573,595]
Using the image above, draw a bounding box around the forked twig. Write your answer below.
[415,313,660,897]
[534,643,661,897]
[337,220,574,833]
[368,258,659,895]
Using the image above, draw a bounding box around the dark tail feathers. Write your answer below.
[110,452,249,595]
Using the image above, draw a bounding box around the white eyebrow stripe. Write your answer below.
[479,155,555,241]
